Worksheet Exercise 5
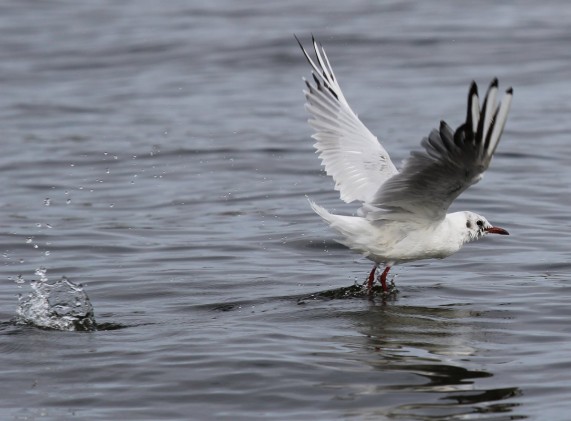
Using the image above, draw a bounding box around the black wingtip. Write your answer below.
[312,72,320,87]
[294,34,306,53]
[489,77,499,88]
[464,81,479,143]
[506,87,513,94]
[295,35,315,69]
[469,80,479,97]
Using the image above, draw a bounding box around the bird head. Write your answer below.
[463,212,509,242]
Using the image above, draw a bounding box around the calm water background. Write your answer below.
[0,1,570,420]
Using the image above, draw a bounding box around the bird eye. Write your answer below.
[466,221,472,229]
[476,220,483,228]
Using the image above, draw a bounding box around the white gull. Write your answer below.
[296,36,513,293]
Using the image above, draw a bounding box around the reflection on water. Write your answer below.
[199,289,526,419]
[341,299,525,419]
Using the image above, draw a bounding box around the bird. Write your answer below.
[295,36,513,294]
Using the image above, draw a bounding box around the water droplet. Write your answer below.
[46,224,52,229]
[109,203,114,208]
[15,274,25,284]
[33,244,38,249]
[36,223,42,228]
[66,199,71,205]
[106,168,110,174]
[44,251,50,256]
[25,238,32,244]
[44,198,51,206]
[19,259,24,264]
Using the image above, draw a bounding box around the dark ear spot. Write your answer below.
[466,221,472,229]
[476,220,483,228]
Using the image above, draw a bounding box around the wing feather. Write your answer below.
[365,80,513,222]
[296,35,398,204]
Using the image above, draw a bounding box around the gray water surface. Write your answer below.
[1,1,570,420]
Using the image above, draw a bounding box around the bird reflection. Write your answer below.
[302,288,525,420]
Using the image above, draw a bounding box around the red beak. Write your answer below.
[485,226,509,235]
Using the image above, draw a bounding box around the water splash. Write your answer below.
[35,267,48,282]
[16,274,96,331]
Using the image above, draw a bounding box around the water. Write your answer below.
[0,0,570,419]
[16,272,96,332]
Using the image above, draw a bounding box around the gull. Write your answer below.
[296,36,513,293]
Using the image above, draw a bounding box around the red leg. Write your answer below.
[380,266,391,292]
[367,265,377,292]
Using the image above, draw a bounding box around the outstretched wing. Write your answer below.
[366,79,513,222]
[297,36,398,204]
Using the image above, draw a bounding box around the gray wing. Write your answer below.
[364,79,513,222]
[297,36,398,204]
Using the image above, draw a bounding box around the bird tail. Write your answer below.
[308,199,336,224]
[307,199,373,254]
